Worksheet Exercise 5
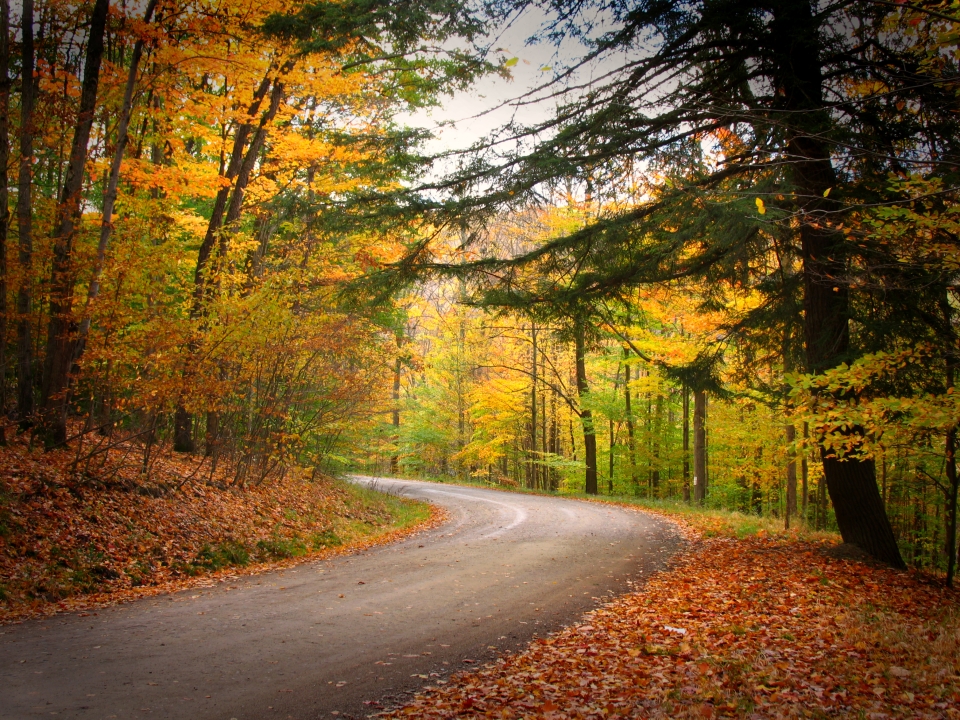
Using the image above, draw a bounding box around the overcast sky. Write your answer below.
[403,7,612,157]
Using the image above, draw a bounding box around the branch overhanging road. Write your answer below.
[1,477,682,719]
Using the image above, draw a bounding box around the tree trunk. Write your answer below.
[174,405,194,452]
[74,0,157,361]
[529,323,537,489]
[0,0,10,444]
[772,0,903,567]
[390,338,402,475]
[651,393,661,490]
[945,427,958,588]
[191,69,275,315]
[624,352,639,494]
[801,422,809,520]
[785,423,797,529]
[682,383,690,503]
[180,64,289,452]
[693,388,706,505]
[16,0,35,429]
[607,363,620,493]
[942,293,958,587]
[40,0,110,448]
[607,417,614,493]
[574,317,597,495]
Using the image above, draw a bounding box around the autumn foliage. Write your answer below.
[386,510,960,719]
[0,431,436,623]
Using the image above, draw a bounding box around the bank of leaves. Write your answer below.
[387,513,960,719]
[0,435,436,623]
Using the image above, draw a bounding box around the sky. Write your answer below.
[402,7,609,157]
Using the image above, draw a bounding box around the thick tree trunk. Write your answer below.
[16,0,35,429]
[772,0,904,567]
[943,294,958,588]
[693,388,706,505]
[0,0,10,444]
[40,0,110,448]
[574,317,598,495]
[173,405,194,452]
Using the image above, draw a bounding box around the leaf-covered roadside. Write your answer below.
[385,514,960,719]
[0,437,439,624]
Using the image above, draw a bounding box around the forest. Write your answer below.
[0,0,957,592]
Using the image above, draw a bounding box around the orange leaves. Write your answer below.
[0,434,440,624]
[384,516,959,719]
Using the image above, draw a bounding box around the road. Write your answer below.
[1,477,681,719]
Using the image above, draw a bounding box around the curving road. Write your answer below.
[1,477,681,719]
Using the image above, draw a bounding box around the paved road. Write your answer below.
[1,477,681,719]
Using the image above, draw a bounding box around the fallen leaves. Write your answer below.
[384,514,960,719]
[0,435,443,624]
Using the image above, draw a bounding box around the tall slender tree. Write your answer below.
[15,0,35,429]
[0,0,9,444]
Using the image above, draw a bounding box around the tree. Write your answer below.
[15,0,35,429]
[369,0,960,566]
[39,0,111,447]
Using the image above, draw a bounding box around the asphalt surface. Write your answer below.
[1,477,681,719]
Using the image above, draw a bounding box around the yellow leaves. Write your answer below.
[755,197,766,214]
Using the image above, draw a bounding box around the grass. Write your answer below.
[1,469,435,621]
[176,480,432,575]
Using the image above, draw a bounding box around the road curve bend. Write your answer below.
[1,477,681,719]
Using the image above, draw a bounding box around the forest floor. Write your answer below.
[0,434,437,624]
[382,480,960,719]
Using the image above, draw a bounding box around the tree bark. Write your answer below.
[651,393,661,490]
[173,405,193,452]
[16,0,35,429]
[0,0,10,444]
[390,334,402,475]
[682,383,690,503]
[772,0,904,567]
[574,317,597,495]
[942,291,958,588]
[786,423,797,529]
[945,427,958,588]
[801,422,809,520]
[40,0,111,448]
[529,323,537,489]
[624,352,639,494]
[693,388,706,505]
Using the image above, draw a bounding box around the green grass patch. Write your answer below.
[256,536,308,560]
[309,529,342,549]
[193,540,251,571]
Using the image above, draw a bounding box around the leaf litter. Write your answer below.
[0,434,442,624]
[383,508,960,719]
